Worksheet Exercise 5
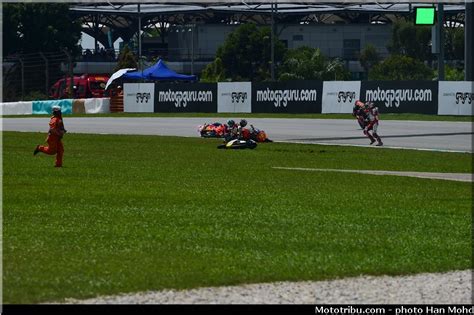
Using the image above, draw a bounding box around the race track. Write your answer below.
[3,117,472,152]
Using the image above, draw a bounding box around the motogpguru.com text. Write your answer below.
[158,90,213,107]
[314,305,474,315]
[365,87,432,108]
[256,88,318,107]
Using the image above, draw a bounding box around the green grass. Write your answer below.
[3,112,474,122]
[3,131,472,303]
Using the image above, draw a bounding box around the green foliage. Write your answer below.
[369,55,434,80]
[3,3,82,56]
[4,131,472,303]
[388,20,432,62]
[444,27,464,61]
[359,44,380,73]
[434,65,465,81]
[200,57,228,82]
[209,23,286,81]
[278,46,350,81]
[114,45,138,72]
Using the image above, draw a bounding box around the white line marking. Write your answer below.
[273,141,473,154]
[272,167,473,183]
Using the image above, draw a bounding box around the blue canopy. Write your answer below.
[123,59,197,81]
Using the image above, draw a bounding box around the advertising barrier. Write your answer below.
[72,100,86,114]
[322,81,361,114]
[155,83,217,112]
[252,81,323,113]
[84,98,111,114]
[217,82,252,113]
[124,83,155,113]
[0,101,33,115]
[361,81,438,114]
[438,81,473,116]
[32,99,73,114]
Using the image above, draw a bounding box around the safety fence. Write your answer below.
[1,98,110,116]
[1,81,472,116]
[123,80,473,116]
[3,51,72,101]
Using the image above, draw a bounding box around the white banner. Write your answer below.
[0,101,33,115]
[84,98,110,114]
[124,83,155,113]
[438,81,473,116]
[322,81,361,114]
[217,82,251,113]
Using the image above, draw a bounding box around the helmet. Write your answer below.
[239,119,247,127]
[52,106,62,115]
[227,120,235,127]
[355,100,364,107]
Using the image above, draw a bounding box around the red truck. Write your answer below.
[49,74,110,99]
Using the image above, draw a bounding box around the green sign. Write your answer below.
[415,7,436,25]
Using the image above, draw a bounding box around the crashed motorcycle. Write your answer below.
[217,139,257,150]
[198,123,228,138]
[243,125,273,143]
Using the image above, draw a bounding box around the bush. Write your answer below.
[369,55,434,80]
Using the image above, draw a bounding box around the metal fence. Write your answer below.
[2,51,74,102]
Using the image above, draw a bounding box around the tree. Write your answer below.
[387,20,432,62]
[114,45,138,72]
[369,55,434,80]
[278,46,350,81]
[3,4,21,56]
[200,57,227,82]
[205,23,286,81]
[444,27,464,61]
[359,44,380,74]
[435,65,465,81]
[3,3,82,56]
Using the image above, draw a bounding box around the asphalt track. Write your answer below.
[3,117,472,153]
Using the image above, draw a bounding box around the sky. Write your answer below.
[80,32,123,51]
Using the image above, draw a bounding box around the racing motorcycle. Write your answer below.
[244,125,273,143]
[198,122,227,138]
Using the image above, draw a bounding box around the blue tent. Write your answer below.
[123,59,197,81]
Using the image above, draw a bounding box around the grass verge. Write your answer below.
[3,112,474,122]
[3,131,472,303]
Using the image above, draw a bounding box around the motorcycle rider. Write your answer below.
[363,102,383,146]
[353,100,368,129]
[224,119,239,142]
[238,119,248,139]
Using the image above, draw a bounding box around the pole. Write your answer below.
[63,49,73,98]
[465,2,474,80]
[40,52,49,96]
[271,2,275,81]
[437,3,444,81]
[138,4,142,71]
[19,58,24,100]
[191,24,195,76]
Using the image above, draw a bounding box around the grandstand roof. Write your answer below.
[70,2,466,49]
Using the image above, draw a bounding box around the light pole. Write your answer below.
[466,2,474,80]
[270,2,275,81]
[191,24,195,75]
[437,3,444,81]
[138,4,142,71]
